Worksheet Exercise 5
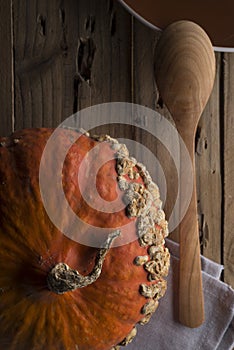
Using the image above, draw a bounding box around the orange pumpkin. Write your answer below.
[0,128,170,350]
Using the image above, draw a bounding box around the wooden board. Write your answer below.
[13,0,80,129]
[132,16,180,242]
[195,53,222,263]
[74,0,132,138]
[223,53,234,287]
[0,0,14,135]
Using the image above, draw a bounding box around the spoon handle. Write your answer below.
[178,146,204,327]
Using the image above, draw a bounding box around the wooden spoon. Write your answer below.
[154,20,215,328]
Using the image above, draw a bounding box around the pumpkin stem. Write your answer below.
[47,230,120,294]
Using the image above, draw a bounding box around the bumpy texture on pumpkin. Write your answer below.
[0,128,170,350]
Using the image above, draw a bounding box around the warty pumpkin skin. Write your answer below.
[0,128,170,350]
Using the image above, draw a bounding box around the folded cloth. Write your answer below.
[123,239,234,350]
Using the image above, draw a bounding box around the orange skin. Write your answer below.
[0,128,160,350]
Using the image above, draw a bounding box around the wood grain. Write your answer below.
[73,0,132,139]
[223,53,234,288]
[13,0,79,129]
[195,53,222,263]
[155,21,216,327]
[75,0,132,106]
[132,17,180,241]
[0,0,14,136]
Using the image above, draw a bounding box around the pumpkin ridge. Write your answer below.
[1,208,55,259]
[0,297,36,350]
[30,306,48,350]
[11,302,43,350]
[77,282,142,325]
[56,296,109,350]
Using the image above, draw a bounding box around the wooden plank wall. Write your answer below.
[224,54,234,287]
[0,0,233,287]
[0,0,14,135]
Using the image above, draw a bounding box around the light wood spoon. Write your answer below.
[154,20,215,328]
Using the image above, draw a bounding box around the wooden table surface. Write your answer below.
[0,0,233,288]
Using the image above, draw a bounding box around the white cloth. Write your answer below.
[124,239,234,350]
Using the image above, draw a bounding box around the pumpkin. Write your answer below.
[0,127,170,350]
